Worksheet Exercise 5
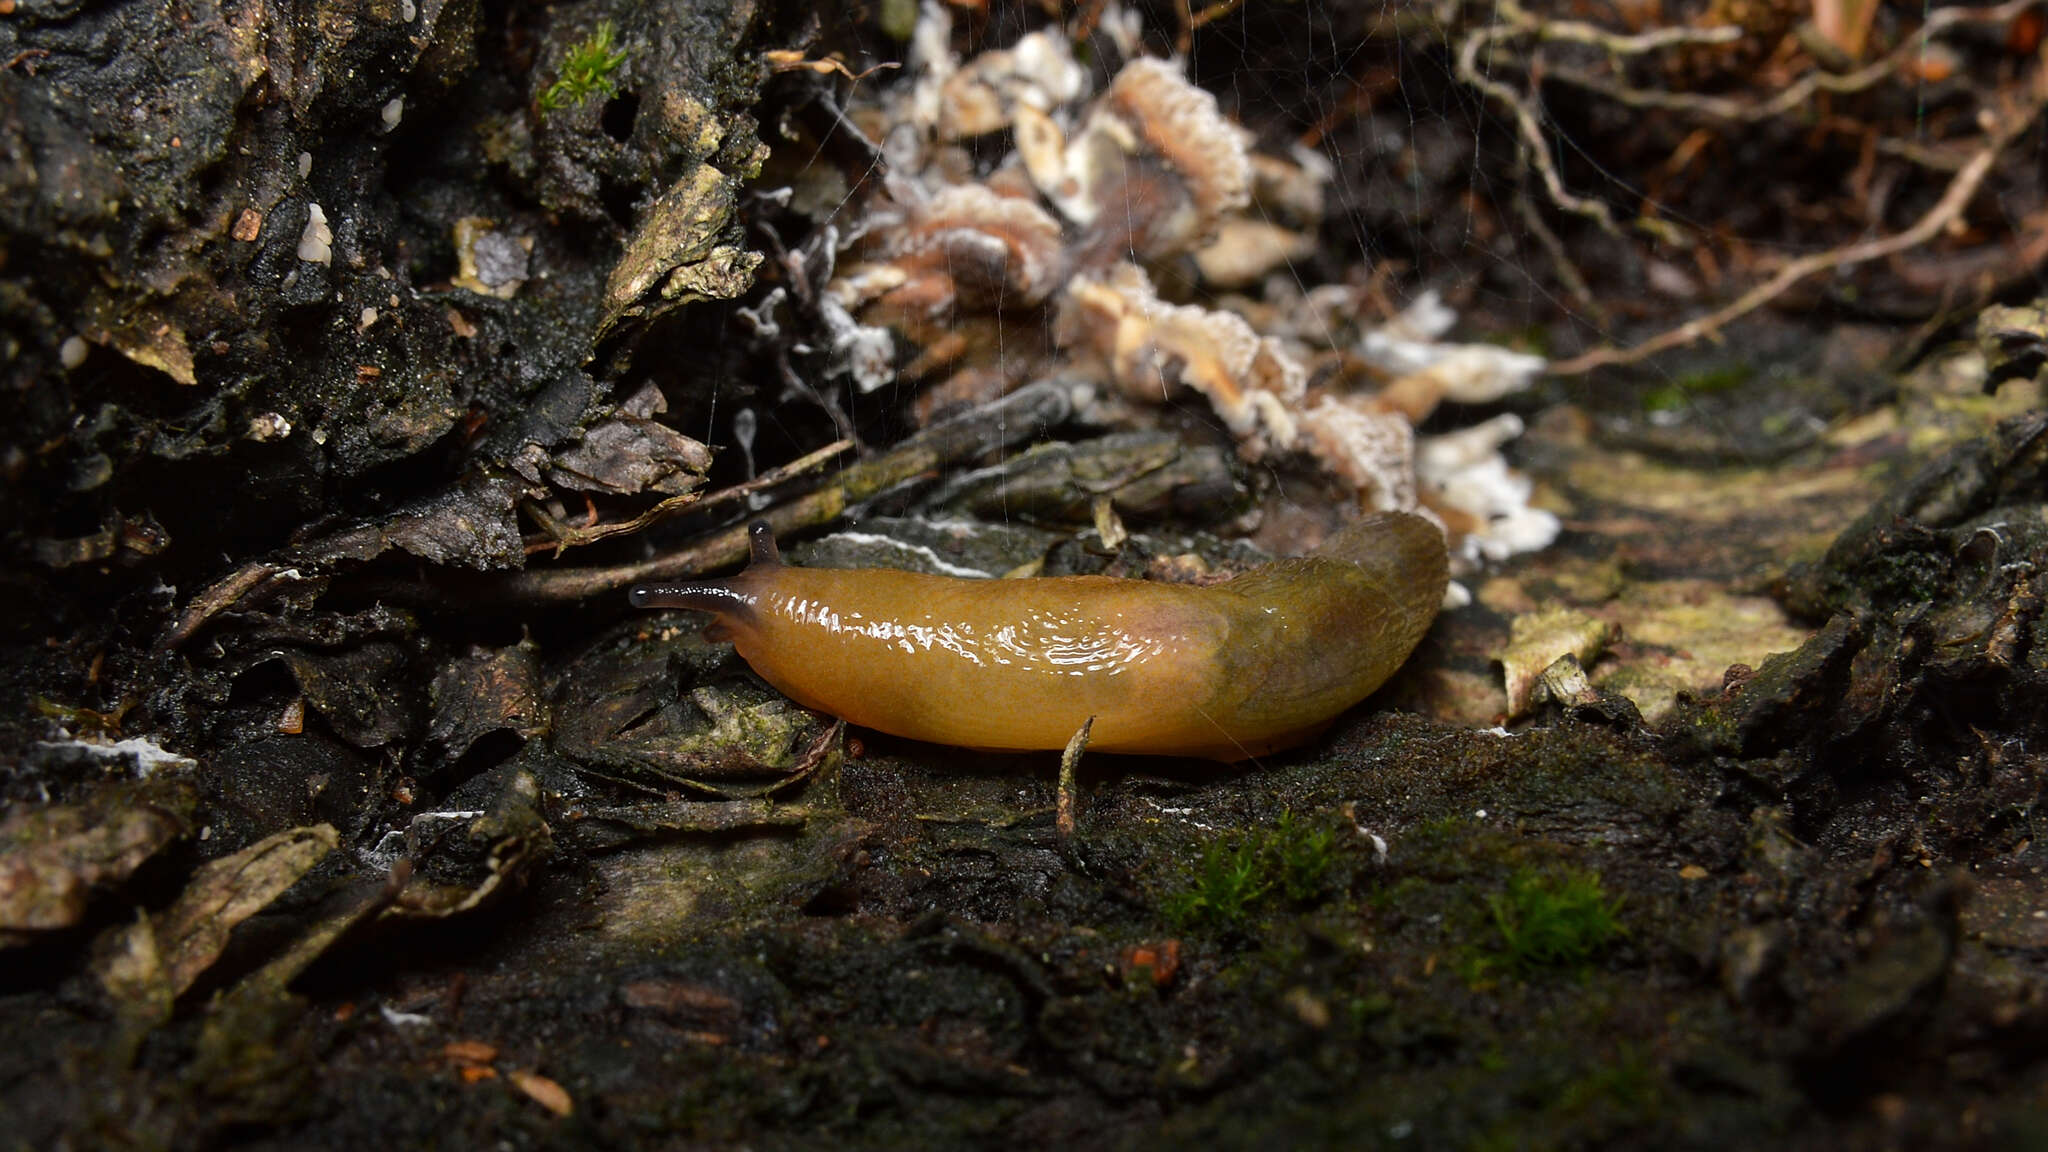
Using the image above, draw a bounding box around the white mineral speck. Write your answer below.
[248,412,293,441]
[401,0,417,18]
[59,335,88,369]
[298,203,333,264]
[359,306,379,330]
[297,151,313,179]
[381,97,404,131]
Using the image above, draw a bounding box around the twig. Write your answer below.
[1495,0,1743,53]
[1542,0,2044,125]
[520,438,853,556]
[1512,192,1606,324]
[1459,0,2039,244]
[1190,0,1248,31]
[476,380,1073,602]
[161,562,303,649]
[1549,95,2046,375]
[1456,22,1628,238]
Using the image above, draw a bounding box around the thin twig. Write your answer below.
[1541,0,2043,125]
[1190,0,1248,31]
[1459,0,2040,245]
[1512,192,1606,324]
[476,381,1073,602]
[1549,95,2046,375]
[521,438,853,556]
[1456,23,1626,237]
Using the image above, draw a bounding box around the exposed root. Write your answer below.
[1551,93,2046,375]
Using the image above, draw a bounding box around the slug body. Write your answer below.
[630,513,1447,760]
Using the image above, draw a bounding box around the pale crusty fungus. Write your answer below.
[1415,414,1561,565]
[1362,291,1548,420]
[936,29,1088,140]
[1192,218,1318,290]
[1055,264,1303,455]
[818,10,1559,572]
[1019,58,1251,261]
[836,184,1067,321]
[1294,395,1419,512]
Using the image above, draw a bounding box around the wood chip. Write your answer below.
[508,1069,573,1117]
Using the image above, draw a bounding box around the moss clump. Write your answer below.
[1640,363,1752,413]
[1164,811,1344,933]
[1478,868,1625,977]
[541,22,629,112]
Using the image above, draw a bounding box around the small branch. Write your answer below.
[1190,0,1248,31]
[475,381,1072,603]
[1542,0,2044,125]
[1549,95,2046,375]
[1456,23,1626,238]
[521,438,853,556]
[1512,192,1606,324]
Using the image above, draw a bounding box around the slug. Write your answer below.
[629,513,1447,760]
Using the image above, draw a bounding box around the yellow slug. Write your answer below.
[629,512,1446,760]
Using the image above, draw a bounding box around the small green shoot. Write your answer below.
[540,22,629,112]
[1272,810,1341,903]
[1480,868,1625,978]
[1163,811,1346,933]
[1165,837,1271,932]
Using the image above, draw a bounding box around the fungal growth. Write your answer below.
[631,515,1448,760]
[790,6,1558,570]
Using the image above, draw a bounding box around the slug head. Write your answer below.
[627,521,782,640]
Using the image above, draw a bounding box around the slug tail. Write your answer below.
[1316,511,1450,605]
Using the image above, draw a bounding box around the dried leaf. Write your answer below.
[97,825,338,1012]
[546,383,712,496]
[1497,608,1618,718]
[0,788,190,946]
[429,643,547,759]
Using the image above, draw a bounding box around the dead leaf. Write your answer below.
[0,789,190,946]
[97,825,338,1013]
[1497,607,1617,718]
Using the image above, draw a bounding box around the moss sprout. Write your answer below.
[541,22,629,112]
[1480,868,1626,977]
[1163,811,1346,932]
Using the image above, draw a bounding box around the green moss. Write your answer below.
[1273,810,1342,902]
[1641,363,1753,413]
[541,22,629,112]
[1165,836,1270,932]
[1163,811,1345,933]
[1476,868,1626,978]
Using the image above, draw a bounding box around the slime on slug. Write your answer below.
[629,513,1447,761]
